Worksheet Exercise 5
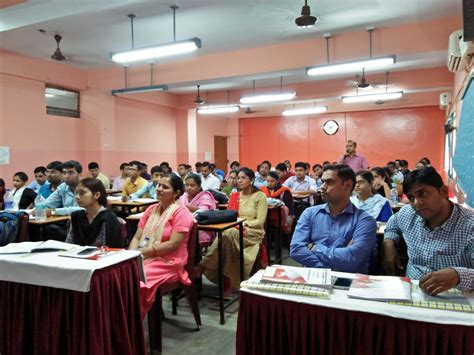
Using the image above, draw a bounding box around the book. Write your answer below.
[240,279,331,299]
[0,240,77,254]
[58,246,124,260]
[347,274,412,302]
[261,265,333,288]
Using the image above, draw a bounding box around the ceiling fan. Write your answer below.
[244,107,258,114]
[194,85,205,105]
[346,68,383,90]
[51,34,67,61]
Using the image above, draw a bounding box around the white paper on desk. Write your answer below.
[133,198,157,203]
[107,196,122,201]
[32,240,77,252]
[0,241,43,254]
[129,212,145,219]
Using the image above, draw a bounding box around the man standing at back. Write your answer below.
[338,140,369,172]
[290,164,377,273]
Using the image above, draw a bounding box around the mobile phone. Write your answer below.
[77,247,98,255]
[334,277,353,290]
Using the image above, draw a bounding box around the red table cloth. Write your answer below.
[0,258,145,355]
[236,291,474,355]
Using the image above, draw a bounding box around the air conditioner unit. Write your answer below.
[459,36,474,63]
[447,30,463,72]
[439,92,452,109]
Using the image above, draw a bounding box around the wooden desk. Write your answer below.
[106,189,122,195]
[391,202,407,213]
[29,216,71,240]
[198,218,245,325]
[108,199,158,215]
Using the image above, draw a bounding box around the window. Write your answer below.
[45,86,80,118]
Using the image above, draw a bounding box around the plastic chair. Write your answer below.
[148,222,202,353]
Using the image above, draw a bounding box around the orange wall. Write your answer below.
[239,106,445,171]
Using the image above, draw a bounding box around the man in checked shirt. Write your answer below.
[383,167,473,295]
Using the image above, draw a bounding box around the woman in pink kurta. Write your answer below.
[179,173,217,244]
[129,175,194,318]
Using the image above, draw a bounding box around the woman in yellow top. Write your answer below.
[199,167,268,297]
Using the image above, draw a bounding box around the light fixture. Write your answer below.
[240,78,296,104]
[45,93,54,98]
[307,55,396,76]
[282,106,327,116]
[342,91,403,103]
[111,84,168,95]
[295,0,318,28]
[110,7,202,64]
[197,106,239,114]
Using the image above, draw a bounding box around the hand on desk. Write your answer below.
[382,239,403,275]
[419,268,460,296]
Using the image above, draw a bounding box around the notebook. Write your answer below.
[261,265,333,288]
[347,274,412,302]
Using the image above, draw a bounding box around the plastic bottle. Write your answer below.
[138,237,150,249]
[34,194,47,222]
[3,190,14,210]
[390,185,399,204]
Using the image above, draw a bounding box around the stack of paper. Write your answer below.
[347,274,412,302]
[261,265,333,288]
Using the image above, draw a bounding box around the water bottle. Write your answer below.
[390,185,399,204]
[34,194,47,222]
[3,189,14,210]
[138,237,150,249]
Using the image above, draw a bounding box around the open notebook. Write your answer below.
[0,240,77,254]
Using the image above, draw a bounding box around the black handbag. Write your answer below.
[195,210,237,225]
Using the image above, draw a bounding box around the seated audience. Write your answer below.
[179,174,217,244]
[284,160,294,175]
[399,159,410,180]
[350,170,392,222]
[254,160,271,188]
[221,170,238,196]
[177,163,188,182]
[121,161,148,201]
[198,167,268,297]
[38,161,63,199]
[11,172,37,209]
[128,175,194,317]
[159,162,172,175]
[383,167,473,294]
[112,162,129,190]
[127,166,163,200]
[27,166,48,192]
[338,140,369,172]
[370,167,392,198]
[141,163,152,180]
[210,163,225,182]
[386,160,404,184]
[65,178,123,248]
[260,171,295,233]
[290,164,377,273]
[88,162,110,190]
[195,162,202,174]
[199,161,221,191]
[415,159,428,170]
[311,163,323,190]
[283,162,318,204]
[275,162,292,185]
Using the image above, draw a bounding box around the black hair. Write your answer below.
[261,160,272,169]
[268,171,280,181]
[209,163,216,170]
[150,166,163,174]
[128,160,142,170]
[403,166,443,194]
[185,173,202,186]
[178,163,187,168]
[275,163,287,172]
[386,161,396,168]
[420,157,431,165]
[370,167,392,184]
[79,178,107,207]
[166,174,185,199]
[14,171,28,182]
[312,163,323,170]
[63,160,83,174]
[294,162,307,170]
[322,160,331,166]
[230,161,240,168]
[34,166,47,174]
[195,162,202,168]
[160,161,170,167]
[355,170,374,184]
[201,161,211,169]
[229,169,238,176]
[323,164,356,191]
[47,161,63,171]
[399,160,409,168]
[88,162,99,170]
[0,178,5,187]
[238,167,259,193]
[119,162,128,170]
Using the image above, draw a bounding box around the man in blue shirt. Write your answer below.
[290,164,377,273]
[38,161,63,199]
[383,167,473,294]
[128,166,163,200]
[27,166,48,192]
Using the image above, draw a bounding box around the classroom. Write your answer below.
[0,1,473,354]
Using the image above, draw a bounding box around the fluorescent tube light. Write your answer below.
[111,84,169,95]
[342,91,403,103]
[240,92,296,104]
[110,38,202,63]
[307,55,396,76]
[282,106,327,116]
[197,106,240,114]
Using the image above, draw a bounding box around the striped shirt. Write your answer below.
[384,203,473,291]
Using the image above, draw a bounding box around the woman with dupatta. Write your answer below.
[179,173,216,245]
[259,171,295,234]
[198,167,267,298]
[129,174,194,317]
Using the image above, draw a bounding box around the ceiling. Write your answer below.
[0,0,462,95]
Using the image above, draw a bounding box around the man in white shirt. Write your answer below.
[200,161,221,191]
[283,162,318,205]
[112,162,129,190]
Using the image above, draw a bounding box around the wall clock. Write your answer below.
[323,120,339,135]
